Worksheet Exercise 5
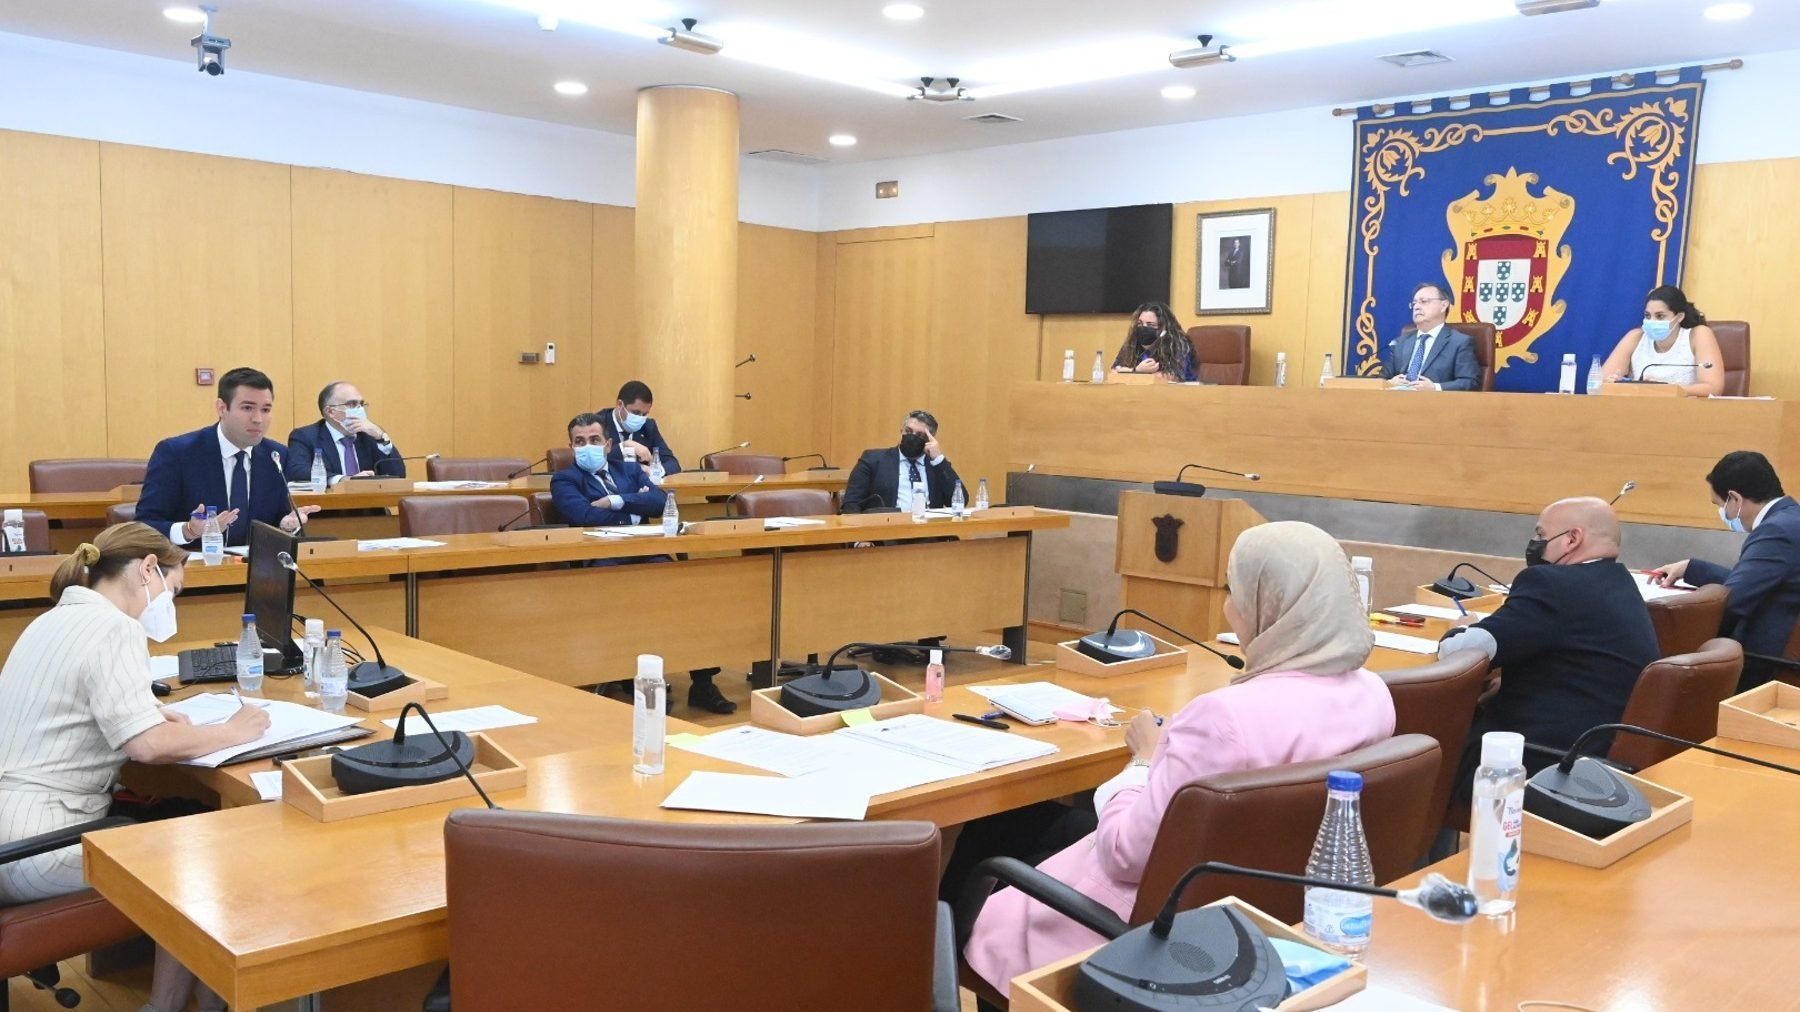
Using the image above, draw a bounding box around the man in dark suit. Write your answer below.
[283,381,405,483]
[1439,497,1660,773]
[136,367,319,547]
[841,410,962,514]
[1655,451,1800,690]
[596,380,681,478]
[1381,281,1483,391]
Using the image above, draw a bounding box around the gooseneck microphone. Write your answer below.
[270,451,315,540]
[371,453,439,477]
[507,456,551,479]
[721,475,767,518]
[391,702,497,809]
[696,441,751,471]
[495,503,565,532]
[1633,361,1715,383]
[1153,462,1261,498]
[782,453,833,469]
[851,491,897,514]
[277,551,408,695]
[1609,480,1637,506]
[1149,862,1476,939]
[1430,561,1512,601]
[1080,608,1245,670]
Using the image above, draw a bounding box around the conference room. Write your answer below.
[4,1,1800,1010]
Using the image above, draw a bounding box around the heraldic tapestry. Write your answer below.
[1342,67,1706,391]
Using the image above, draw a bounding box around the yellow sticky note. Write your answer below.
[665,733,704,746]
[840,708,876,727]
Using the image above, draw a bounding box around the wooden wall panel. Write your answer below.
[811,231,839,463]
[100,145,294,456]
[828,234,936,473]
[0,132,106,489]
[591,203,638,415]
[451,188,593,458]
[1684,158,1800,399]
[291,169,453,460]
[735,224,819,457]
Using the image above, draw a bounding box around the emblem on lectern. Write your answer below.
[1153,514,1184,563]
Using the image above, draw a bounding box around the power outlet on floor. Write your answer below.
[1058,588,1088,625]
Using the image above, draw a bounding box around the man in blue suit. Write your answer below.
[1381,282,1483,391]
[283,380,405,483]
[136,367,318,547]
[1656,451,1800,690]
[596,380,682,477]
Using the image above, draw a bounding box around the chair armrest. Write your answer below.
[0,816,133,867]
[422,968,451,1012]
[1746,652,1800,671]
[932,901,958,1012]
[955,857,1130,953]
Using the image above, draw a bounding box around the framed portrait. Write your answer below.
[1195,208,1275,315]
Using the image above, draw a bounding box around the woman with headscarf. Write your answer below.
[960,522,1395,999]
[1112,302,1197,382]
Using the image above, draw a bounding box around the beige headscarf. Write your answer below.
[1226,521,1374,681]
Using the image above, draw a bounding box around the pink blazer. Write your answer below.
[965,668,1396,997]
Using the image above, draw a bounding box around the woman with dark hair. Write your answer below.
[1600,284,1724,396]
[1111,302,1197,382]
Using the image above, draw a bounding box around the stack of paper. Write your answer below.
[357,537,446,551]
[763,517,827,529]
[662,771,869,820]
[162,694,365,768]
[667,725,834,777]
[1371,630,1440,655]
[413,480,509,491]
[970,682,1121,722]
[1388,603,1468,621]
[382,705,536,735]
[1634,573,1693,602]
[583,526,668,539]
[838,713,1056,772]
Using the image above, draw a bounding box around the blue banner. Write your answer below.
[1343,68,1706,391]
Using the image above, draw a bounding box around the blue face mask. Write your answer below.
[1720,498,1747,534]
[620,410,649,434]
[1643,318,1674,340]
[573,445,608,473]
[341,406,368,422]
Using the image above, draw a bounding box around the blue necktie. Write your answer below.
[1405,334,1428,381]
[229,450,250,543]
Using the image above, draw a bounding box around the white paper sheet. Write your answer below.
[357,537,446,551]
[165,694,365,767]
[583,527,669,538]
[382,705,536,736]
[762,517,827,529]
[1634,572,1694,601]
[667,725,834,778]
[970,682,1122,721]
[149,655,179,681]
[803,736,976,796]
[1388,603,1469,621]
[661,771,869,820]
[1217,632,1240,645]
[250,770,284,802]
[837,713,1056,772]
[412,480,509,491]
[1371,630,1441,655]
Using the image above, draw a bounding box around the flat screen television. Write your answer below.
[1025,203,1173,315]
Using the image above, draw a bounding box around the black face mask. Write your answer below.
[1524,529,1571,567]
[1132,324,1159,344]
[899,432,928,458]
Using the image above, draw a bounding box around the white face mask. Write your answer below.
[139,565,178,643]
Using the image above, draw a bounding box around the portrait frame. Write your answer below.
[1195,208,1275,315]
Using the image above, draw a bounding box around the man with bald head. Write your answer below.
[1439,497,1660,772]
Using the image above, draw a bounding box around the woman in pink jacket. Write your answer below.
[962,521,1396,999]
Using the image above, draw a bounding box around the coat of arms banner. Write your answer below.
[1342,67,1706,391]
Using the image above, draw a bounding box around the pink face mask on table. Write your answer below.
[1055,697,1121,726]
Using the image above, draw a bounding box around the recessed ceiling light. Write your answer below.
[882,4,925,20]
[1704,2,1753,20]
[162,6,208,24]
[553,80,589,96]
[828,133,858,147]
[1161,84,1197,100]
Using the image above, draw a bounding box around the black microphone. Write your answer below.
[495,502,566,532]
[721,475,767,518]
[391,702,498,809]
[277,551,409,695]
[1526,722,1800,839]
[849,491,898,514]
[1079,608,1245,670]
[1153,462,1261,498]
[695,440,750,471]
[269,451,322,541]
[1149,861,1476,939]
[817,640,1010,678]
[507,456,551,479]
[1430,561,1511,601]
[782,453,833,469]
[736,353,757,368]
[1609,480,1637,506]
[370,453,439,477]
[1632,361,1715,383]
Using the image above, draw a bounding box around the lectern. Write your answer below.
[1115,491,1266,641]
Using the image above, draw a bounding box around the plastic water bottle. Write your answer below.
[235,614,264,695]
[975,478,990,511]
[1091,351,1106,383]
[320,630,348,714]
[661,493,679,536]
[950,481,967,520]
[1350,556,1373,614]
[1304,770,1376,957]
[911,480,928,523]
[1061,349,1075,382]
[1319,353,1335,388]
[1468,731,1526,917]
[310,451,328,493]
[301,618,326,698]
[200,507,224,566]
[1275,352,1288,389]
[1558,352,1577,394]
[1585,355,1604,395]
[1,509,23,553]
[633,654,667,775]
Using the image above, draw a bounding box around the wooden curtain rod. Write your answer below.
[1330,58,1743,117]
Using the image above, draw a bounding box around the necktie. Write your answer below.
[907,458,922,486]
[1405,334,1428,381]
[229,451,250,544]
[596,468,618,497]
[340,435,360,476]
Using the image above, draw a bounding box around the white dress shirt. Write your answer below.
[893,450,945,511]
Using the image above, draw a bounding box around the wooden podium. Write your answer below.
[1115,490,1266,641]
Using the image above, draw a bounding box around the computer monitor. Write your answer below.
[245,521,304,672]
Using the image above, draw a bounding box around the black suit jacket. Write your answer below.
[597,412,682,474]
[1453,559,1660,762]
[1686,496,1800,689]
[840,447,961,513]
[283,421,404,480]
[1381,324,1483,391]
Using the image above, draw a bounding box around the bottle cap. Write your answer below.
[1480,731,1525,768]
[242,613,254,622]
[305,618,325,634]
[3,508,20,523]
[929,649,943,665]
[327,629,342,638]
[1326,770,1362,793]
[1350,555,1372,570]
[1276,352,1286,361]
[637,653,664,679]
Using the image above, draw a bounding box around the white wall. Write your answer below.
[0,30,821,231]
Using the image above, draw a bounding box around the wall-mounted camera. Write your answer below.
[190,5,231,76]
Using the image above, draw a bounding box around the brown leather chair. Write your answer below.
[1188,325,1251,385]
[545,447,573,474]
[1647,584,1730,659]
[701,452,786,475]
[957,735,1440,1007]
[105,502,136,526]
[27,459,146,493]
[1610,638,1744,771]
[1,817,139,1008]
[736,489,834,518]
[6,510,52,552]
[1711,320,1750,396]
[530,491,566,527]
[437,810,955,1011]
[399,495,530,537]
[1380,652,1492,864]
[426,457,530,482]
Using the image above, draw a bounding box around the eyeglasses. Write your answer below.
[331,400,369,410]
[1409,298,1447,308]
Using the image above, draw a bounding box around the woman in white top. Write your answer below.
[0,523,269,1012]
[1600,284,1724,397]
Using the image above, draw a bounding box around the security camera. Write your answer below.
[190,6,230,76]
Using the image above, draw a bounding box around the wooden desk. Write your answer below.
[1009,380,1800,528]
